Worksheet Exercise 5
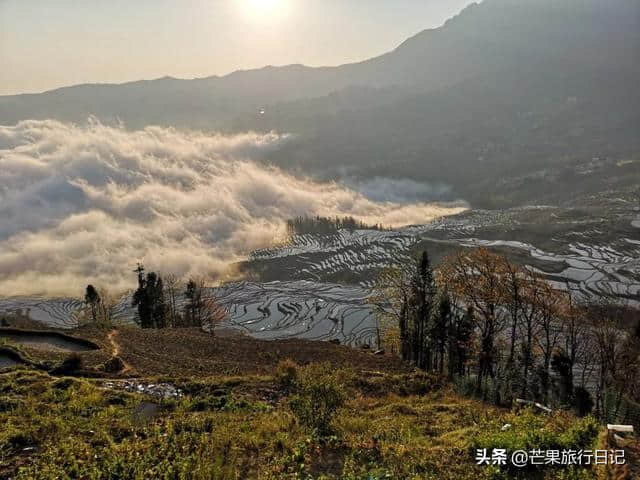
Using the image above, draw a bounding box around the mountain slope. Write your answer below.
[1,0,638,130]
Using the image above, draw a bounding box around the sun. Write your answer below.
[240,0,290,21]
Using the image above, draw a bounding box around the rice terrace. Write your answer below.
[1,0,639,478]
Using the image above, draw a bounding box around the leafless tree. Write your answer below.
[163,273,182,327]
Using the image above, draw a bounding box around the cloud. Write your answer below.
[0,119,466,296]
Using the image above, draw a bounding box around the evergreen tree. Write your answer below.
[448,307,474,377]
[551,350,574,405]
[430,290,452,374]
[149,273,166,329]
[184,278,203,327]
[84,285,101,324]
[132,264,167,329]
[132,264,150,328]
[406,251,436,369]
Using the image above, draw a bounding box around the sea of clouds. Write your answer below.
[0,119,466,296]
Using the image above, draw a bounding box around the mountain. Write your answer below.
[2,0,637,127]
[1,0,639,205]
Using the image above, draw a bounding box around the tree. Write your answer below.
[95,287,119,327]
[84,285,101,324]
[430,289,453,374]
[164,274,182,328]
[440,248,508,393]
[447,304,474,378]
[371,251,437,369]
[501,260,525,370]
[132,264,167,329]
[132,264,151,328]
[184,278,204,327]
[551,350,574,405]
[371,262,417,361]
[151,274,166,329]
[183,277,226,331]
[534,283,566,404]
[408,251,437,370]
[558,291,590,394]
[517,272,546,399]
[587,298,629,418]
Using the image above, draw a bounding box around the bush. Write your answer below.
[102,356,125,374]
[572,387,594,417]
[289,363,346,437]
[275,358,299,389]
[471,409,600,476]
[50,354,83,375]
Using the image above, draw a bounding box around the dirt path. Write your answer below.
[107,329,132,374]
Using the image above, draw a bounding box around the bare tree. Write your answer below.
[534,283,566,404]
[163,273,182,328]
[501,260,525,370]
[184,277,227,333]
[587,298,629,418]
[370,263,417,359]
[96,287,120,327]
[78,286,120,328]
[518,272,546,399]
[440,248,509,393]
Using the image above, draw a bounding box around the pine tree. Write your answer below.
[184,278,203,327]
[407,251,436,369]
[131,264,167,329]
[448,307,474,378]
[430,290,452,374]
[148,273,166,329]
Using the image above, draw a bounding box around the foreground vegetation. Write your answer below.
[374,248,640,427]
[0,359,607,479]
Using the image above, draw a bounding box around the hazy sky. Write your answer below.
[0,0,474,95]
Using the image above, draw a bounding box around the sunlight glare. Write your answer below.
[240,0,290,22]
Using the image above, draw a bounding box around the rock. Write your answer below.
[501,424,512,431]
[373,349,385,356]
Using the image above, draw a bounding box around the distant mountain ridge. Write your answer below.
[2,0,637,129]
[1,0,638,207]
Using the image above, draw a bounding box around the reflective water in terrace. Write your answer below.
[0,281,380,347]
[0,331,98,352]
[0,354,22,368]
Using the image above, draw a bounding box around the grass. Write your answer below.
[0,361,605,480]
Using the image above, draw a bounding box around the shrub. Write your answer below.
[471,409,600,477]
[50,353,83,375]
[289,363,346,437]
[52,377,81,390]
[572,387,594,417]
[275,358,299,389]
[103,356,125,374]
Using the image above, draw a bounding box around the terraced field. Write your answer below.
[0,282,379,347]
[247,203,640,304]
[1,201,638,346]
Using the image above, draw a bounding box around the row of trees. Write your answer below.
[374,248,640,419]
[82,264,226,331]
[132,264,226,330]
[286,215,388,236]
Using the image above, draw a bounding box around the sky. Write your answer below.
[0,0,474,95]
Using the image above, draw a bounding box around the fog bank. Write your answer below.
[0,120,466,296]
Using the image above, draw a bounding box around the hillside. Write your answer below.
[0,326,624,479]
[2,0,638,206]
